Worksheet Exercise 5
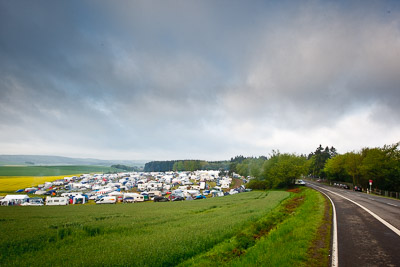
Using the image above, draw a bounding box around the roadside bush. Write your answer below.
[247,180,270,190]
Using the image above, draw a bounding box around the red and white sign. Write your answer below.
[369,179,373,185]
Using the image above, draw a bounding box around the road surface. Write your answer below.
[307,181,400,267]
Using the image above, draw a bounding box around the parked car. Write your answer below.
[203,190,210,196]
[353,186,362,192]
[21,197,44,206]
[341,184,350,189]
[153,196,169,202]
[44,190,57,196]
[123,197,135,203]
[295,179,306,186]
[171,196,185,201]
[21,202,44,206]
[169,193,184,201]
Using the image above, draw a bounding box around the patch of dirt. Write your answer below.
[231,248,244,256]
[283,196,305,213]
[287,188,301,193]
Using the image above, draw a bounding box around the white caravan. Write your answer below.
[123,193,144,203]
[46,197,69,206]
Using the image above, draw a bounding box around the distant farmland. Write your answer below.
[0,165,124,177]
[0,166,124,192]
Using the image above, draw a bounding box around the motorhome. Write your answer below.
[46,197,69,206]
[147,182,163,191]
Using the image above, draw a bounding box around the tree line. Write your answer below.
[231,152,308,190]
[111,164,142,172]
[231,143,399,192]
[323,143,400,191]
[143,160,230,172]
[143,142,399,191]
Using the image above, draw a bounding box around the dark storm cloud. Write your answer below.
[0,0,399,159]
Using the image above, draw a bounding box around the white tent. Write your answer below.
[1,195,29,206]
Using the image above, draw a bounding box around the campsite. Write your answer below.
[0,169,243,206]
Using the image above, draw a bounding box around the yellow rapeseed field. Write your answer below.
[0,174,81,192]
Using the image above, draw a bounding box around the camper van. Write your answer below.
[95,196,117,204]
[46,197,69,206]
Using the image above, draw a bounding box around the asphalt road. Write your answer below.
[307,181,400,267]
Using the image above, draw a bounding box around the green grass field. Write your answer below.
[0,165,123,176]
[0,188,330,266]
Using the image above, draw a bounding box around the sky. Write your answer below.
[1,0,400,161]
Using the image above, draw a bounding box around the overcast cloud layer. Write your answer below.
[1,0,399,160]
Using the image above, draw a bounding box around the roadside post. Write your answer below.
[369,180,373,194]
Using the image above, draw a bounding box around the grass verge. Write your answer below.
[179,187,331,266]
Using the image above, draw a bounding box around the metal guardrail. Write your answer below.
[371,189,400,199]
[309,178,400,200]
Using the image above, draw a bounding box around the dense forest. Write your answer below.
[143,161,178,172]
[110,164,142,172]
[144,160,230,172]
[143,142,400,192]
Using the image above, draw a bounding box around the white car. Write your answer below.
[21,199,44,206]
[21,202,44,206]
[295,179,306,186]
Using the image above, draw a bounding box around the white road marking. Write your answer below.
[313,185,400,237]
[387,203,398,207]
[317,189,338,267]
